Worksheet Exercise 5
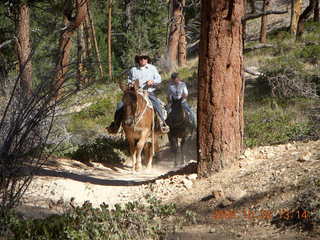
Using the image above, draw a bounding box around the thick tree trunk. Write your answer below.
[296,0,316,40]
[87,8,104,80]
[315,0,320,21]
[54,0,88,98]
[260,0,270,43]
[107,0,113,81]
[17,3,32,96]
[197,0,245,177]
[178,0,186,67]
[167,0,183,71]
[290,0,302,34]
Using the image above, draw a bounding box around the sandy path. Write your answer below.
[21,150,184,213]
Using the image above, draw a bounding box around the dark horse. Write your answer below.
[120,81,159,172]
[166,98,194,166]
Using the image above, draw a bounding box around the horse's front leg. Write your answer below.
[135,137,146,171]
[128,139,137,172]
[147,134,158,169]
[180,137,186,165]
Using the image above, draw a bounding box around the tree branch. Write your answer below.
[0,39,14,50]
[244,67,261,76]
[242,10,288,22]
[244,43,274,53]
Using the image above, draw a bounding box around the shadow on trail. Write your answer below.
[34,167,154,186]
[31,147,197,187]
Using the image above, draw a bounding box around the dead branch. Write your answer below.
[244,67,261,76]
[243,10,288,22]
[0,39,14,50]
[244,43,274,53]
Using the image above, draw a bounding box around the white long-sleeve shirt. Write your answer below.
[127,63,161,92]
[167,81,188,102]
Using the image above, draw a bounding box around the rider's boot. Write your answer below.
[160,121,170,134]
[106,110,122,134]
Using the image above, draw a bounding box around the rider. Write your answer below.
[167,72,196,127]
[107,54,170,134]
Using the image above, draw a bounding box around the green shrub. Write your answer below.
[9,197,183,240]
[67,96,119,139]
[69,136,128,164]
[244,100,312,148]
[76,98,114,119]
[295,44,320,64]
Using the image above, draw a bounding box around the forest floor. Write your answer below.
[19,139,320,239]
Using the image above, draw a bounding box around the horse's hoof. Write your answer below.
[146,164,152,170]
[136,165,142,172]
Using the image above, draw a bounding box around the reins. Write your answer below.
[133,92,149,127]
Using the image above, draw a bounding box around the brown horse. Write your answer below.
[120,82,158,172]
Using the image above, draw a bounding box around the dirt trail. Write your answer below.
[20,139,320,239]
[21,148,185,214]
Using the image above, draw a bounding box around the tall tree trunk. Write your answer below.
[125,0,133,32]
[54,0,88,98]
[259,0,270,43]
[178,0,187,67]
[77,23,86,88]
[243,0,247,46]
[83,14,93,64]
[167,0,183,71]
[107,0,113,81]
[17,3,32,96]
[197,0,245,177]
[87,7,104,80]
[315,0,320,21]
[296,0,316,40]
[290,0,302,34]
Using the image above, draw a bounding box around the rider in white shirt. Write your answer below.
[167,72,196,127]
[107,55,169,134]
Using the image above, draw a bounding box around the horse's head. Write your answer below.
[171,98,183,111]
[170,98,186,124]
[121,81,140,126]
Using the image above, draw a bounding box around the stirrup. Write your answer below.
[106,122,120,134]
[160,123,170,134]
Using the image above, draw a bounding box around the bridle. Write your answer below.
[123,88,152,129]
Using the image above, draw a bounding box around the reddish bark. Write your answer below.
[197,0,245,177]
[54,0,88,97]
[260,0,271,43]
[167,0,183,70]
[315,0,319,21]
[296,0,316,40]
[290,0,302,34]
[17,3,32,95]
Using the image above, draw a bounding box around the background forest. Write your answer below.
[1,0,320,239]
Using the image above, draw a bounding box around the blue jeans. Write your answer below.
[181,101,196,127]
[115,93,165,122]
[148,93,165,122]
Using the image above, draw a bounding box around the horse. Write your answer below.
[166,98,194,166]
[120,81,159,172]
